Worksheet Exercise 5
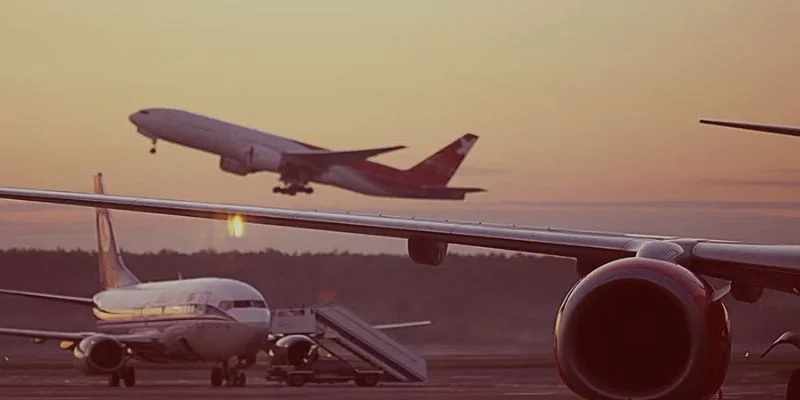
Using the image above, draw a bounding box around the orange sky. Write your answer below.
[1,1,800,252]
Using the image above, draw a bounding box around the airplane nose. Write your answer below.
[128,112,139,125]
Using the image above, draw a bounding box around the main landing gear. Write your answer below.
[272,184,314,196]
[108,365,136,387]
[210,360,247,387]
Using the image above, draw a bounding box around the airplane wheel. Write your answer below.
[210,366,224,387]
[108,372,120,387]
[273,187,281,194]
[122,366,136,387]
[286,373,307,387]
[305,187,314,194]
[787,369,800,399]
[149,148,156,154]
[355,373,380,387]
[236,372,246,387]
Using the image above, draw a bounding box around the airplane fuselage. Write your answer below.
[90,277,270,364]
[130,108,411,196]
[128,108,481,199]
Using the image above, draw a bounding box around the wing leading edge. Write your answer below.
[0,184,799,296]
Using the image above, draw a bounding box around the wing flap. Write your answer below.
[283,145,406,168]
[0,289,94,306]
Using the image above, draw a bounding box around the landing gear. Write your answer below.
[273,184,313,196]
[787,369,800,399]
[108,365,136,387]
[210,361,247,387]
[149,139,157,154]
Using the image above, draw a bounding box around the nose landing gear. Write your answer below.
[149,139,157,154]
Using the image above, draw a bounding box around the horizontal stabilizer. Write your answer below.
[0,289,94,306]
[699,119,800,138]
[283,145,406,169]
[416,186,487,200]
[373,320,432,331]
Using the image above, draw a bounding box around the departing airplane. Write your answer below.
[129,108,484,199]
[0,174,430,388]
[6,180,800,399]
[700,119,800,139]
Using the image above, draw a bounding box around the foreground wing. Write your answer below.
[699,119,800,138]
[1,186,800,295]
[0,186,652,263]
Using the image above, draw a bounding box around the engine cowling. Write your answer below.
[220,145,282,176]
[554,257,731,400]
[407,237,448,266]
[72,334,127,375]
[270,335,319,369]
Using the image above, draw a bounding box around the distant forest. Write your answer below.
[0,249,799,357]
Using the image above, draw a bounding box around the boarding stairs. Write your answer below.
[269,304,427,383]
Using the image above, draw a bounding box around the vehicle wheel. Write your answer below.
[788,369,800,399]
[122,366,136,387]
[210,366,224,387]
[355,373,380,387]
[286,373,307,387]
[108,372,120,387]
[236,372,247,387]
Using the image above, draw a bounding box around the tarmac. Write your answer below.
[0,363,794,399]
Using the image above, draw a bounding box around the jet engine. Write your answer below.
[407,237,448,266]
[270,335,319,369]
[219,145,282,176]
[554,257,731,400]
[72,334,127,375]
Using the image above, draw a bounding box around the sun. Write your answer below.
[227,214,245,238]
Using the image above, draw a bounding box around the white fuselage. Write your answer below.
[128,108,391,196]
[91,277,271,363]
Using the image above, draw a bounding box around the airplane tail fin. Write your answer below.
[405,133,479,186]
[94,173,140,289]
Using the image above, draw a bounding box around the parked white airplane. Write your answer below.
[130,108,484,199]
[7,177,800,399]
[0,174,430,388]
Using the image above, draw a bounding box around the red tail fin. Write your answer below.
[405,134,478,186]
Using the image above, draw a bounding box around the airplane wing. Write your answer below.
[0,185,799,297]
[0,289,94,306]
[282,145,406,169]
[373,321,432,330]
[699,119,800,138]
[0,327,160,348]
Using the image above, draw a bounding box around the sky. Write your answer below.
[1,1,800,254]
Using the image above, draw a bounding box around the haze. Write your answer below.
[1,1,800,253]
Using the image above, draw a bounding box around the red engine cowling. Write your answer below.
[554,257,731,400]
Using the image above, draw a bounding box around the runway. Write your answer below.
[0,363,792,399]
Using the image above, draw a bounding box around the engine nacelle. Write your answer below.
[270,335,319,370]
[407,236,448,266]
[72,334,126,375]
[220,145,282,176]
[554,257,731,400]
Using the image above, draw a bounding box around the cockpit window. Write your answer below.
[219,300,267,310]
[140,110,149,115]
